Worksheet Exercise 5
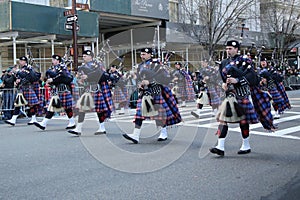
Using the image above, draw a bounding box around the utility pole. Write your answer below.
[72,0,78,71]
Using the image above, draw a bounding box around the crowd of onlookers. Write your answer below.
[284,66,300,77]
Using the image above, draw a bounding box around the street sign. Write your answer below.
[76,3,89,10]
[66,15,78,23]
[64,9,74,17]
[65,23,80,31]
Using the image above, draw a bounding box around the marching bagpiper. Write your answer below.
[122,48,182,143]
[33,55,76,130]
[210,40,259,156]
[191,61,221,118]
[259,58,288,119]
[5,56,41,126]
[171,62,195,107]
[109,64,127,115]
[68,50,114,136]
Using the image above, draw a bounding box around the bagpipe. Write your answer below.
[108,56,126,88]
[217,64,254,122]
[139,51,175,117]
[47,64,73,85]
[226,65,251,98]
[62,46,72,68]
[16,66,40,86]
[259,69,276,90]
[26,47,42,83]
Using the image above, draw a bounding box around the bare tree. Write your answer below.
[178,0,257,60]
[261,0,300,65]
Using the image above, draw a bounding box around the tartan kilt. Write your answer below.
[57,91,73,110]
[45,87,74,110]
[216,86,224,100]
[112,86,127,103]
[71,83,81,104]
[175,82,195,101]
[134,86,182,126]
[185,78,196,101]
[251,86,276,130]
[32,82,41,101]
[276,82,291,110]
[237,96,259,124]
[21,87,39,106]
[93,82,114,118]
[207,87,221,107]
[177,84,187,98]
[268,86,284,111]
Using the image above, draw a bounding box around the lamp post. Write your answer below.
[240,23,245,38]
[240,23,245,55]
[72,0,78,71]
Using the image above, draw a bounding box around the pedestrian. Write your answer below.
[210,40,259,156]
[5,56,41,126]
[1,67,17,120]
[33,54,76,130]
[68,50,114,136]
[122,48,182,143]
[126,71,138,109]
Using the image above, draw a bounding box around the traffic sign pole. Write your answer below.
[72,0,78,72]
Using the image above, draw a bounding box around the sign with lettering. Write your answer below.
[66,15,78,23]
[131,0,169,20]
[65,23,79,31]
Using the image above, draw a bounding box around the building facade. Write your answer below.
[0,0,299,74]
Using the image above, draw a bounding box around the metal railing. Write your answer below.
[283,75,300,90]
[0,84,139,120]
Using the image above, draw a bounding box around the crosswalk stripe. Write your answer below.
[270,126,300,136]
[55,101,300,140]
[250,130,300,140]
[230,114,300,131]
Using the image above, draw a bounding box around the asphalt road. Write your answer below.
[0,90,299,200]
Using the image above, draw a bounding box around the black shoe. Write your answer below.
[65,125,76,130]
[122,134,138,144]
[33,122,46,130]
[237,149,251,154]
[27,122,35,125]
[209,147,225,156]
[191,111,200,118]
[94,131,106,135]
[68,130,81,136]
[4,120,15,126]
[157,137,167,141]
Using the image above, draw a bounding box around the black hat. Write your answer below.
[140,48,152,54]
[260,57,268,62]
[110,64,118,68]
[7,68,13,73]
[19,56,28,62]
[226,40,240,49]
[83,50,94,57]
[174,62,182,66]
[52,54,62,62]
